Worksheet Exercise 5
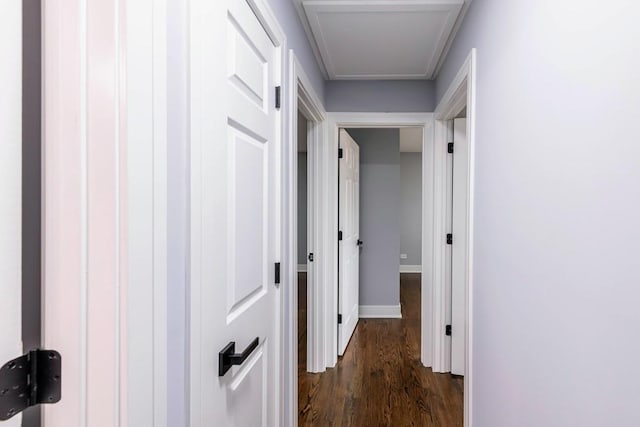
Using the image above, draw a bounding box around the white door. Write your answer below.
[190,0,280,425]
[0,1,23,425]
[338,129,360,356]
[451,118,468,376]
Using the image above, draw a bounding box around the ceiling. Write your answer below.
[293,0,471,80]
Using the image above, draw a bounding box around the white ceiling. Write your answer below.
[293,0,470,80]
[400,127,423,152]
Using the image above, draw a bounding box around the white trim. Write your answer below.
[400,264,422,273]
[297,264,308,272]
[0,3,22,424]
[124,0,169,424]
[359,305,402,319]
[283,51,327,427]
[433,48,476,427]
[292,0,330,80]
[432,0,473,77]
[325,112,433,370]
[152,0,169,424]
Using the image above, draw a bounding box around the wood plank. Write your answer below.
[298,273,463,426]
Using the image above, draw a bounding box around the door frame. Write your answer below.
[433,48,476,427]
[283,51,326,426]
[42,0,170,425]
[324,113,434,369]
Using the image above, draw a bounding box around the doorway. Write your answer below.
[299,123,465,426]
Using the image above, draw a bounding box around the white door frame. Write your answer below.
[283,52,326,427]
[0,2,22,425]
[433,48,476,427]
[324,113,434,369]
[42,0,169,425]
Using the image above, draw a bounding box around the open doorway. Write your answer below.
[299,124,465,425]
[297,109,310,375]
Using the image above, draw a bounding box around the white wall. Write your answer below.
[436,1,640,425]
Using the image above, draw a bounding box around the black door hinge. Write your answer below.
[308,253,314,262]
[446,233,453,245]
[0,350,62,421]
[445,325,452,336]
[338,230,343,241]
[448,142,454,153]
[274,262,281,285]
[275,86,281,110]
[338,148,343,159]
[338,314,343,324]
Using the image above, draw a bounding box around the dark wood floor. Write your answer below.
[298,273,463,427]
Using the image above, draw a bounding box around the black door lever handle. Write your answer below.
[219,337,259,376]
[357,239,363,246]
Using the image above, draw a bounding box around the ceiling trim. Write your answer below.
[293,0,331,80]
[432,0,473,77]
[292,0,467,80]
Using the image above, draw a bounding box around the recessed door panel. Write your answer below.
[228,15,267,109]
[228,343,268,427]
[227,125,268,320]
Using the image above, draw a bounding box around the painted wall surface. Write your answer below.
[400,153,422,266]
[435,1,640,425]
[326,80,436,112]
[347,129,400,307]
[297,152,307,265]
[265,0,326,104]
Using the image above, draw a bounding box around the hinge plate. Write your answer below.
[446,233,453,245]
[308,253,314,262]
[274,262,281,285]
[275,86,281,109]
[338,230,343,241]
[445,325,452,336]
[448,142,454,153]
[338,148,343,159]
[0,350,62,421]
[338,314,343,324]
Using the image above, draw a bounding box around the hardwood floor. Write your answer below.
[298,273,463,427]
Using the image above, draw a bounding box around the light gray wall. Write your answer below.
[265,0,326,105]
[326,80,436,112]
[400,153,422,266]
[297,151,307,265]
[347,129,400,307]
[435,1,640,425]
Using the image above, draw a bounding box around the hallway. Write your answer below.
[298,273,464,426]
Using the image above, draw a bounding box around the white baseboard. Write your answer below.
[400,264,421,273]
[297,264,307,272]
[359,304,402,319]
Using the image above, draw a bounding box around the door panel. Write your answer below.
[338,129,360,356]
[0,1,23,425]
[451,118,468,376]
[191,0,279,425]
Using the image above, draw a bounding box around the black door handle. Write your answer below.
[357,239,363,247]
[219,337,259,376]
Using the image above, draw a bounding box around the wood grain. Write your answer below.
[298,273,463,427]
